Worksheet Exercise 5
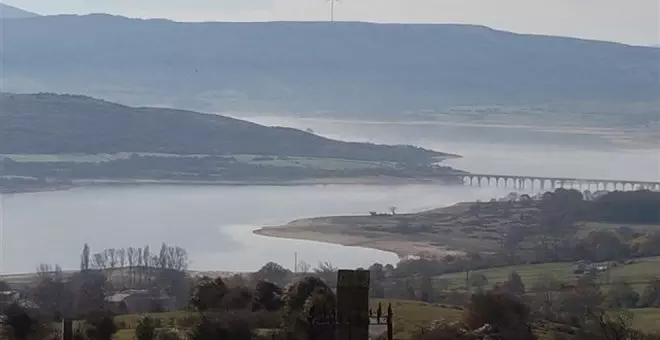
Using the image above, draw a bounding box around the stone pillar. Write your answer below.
[336,270,370,340]
[62,319,73,340]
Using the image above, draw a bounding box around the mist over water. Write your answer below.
[3,117,658,273]
[239,116,660,182]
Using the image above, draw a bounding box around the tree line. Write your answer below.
[78,243,188,287]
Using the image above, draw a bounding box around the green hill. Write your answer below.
[0,93,446,163]
[2,16,658,125]
[0,3,39,19]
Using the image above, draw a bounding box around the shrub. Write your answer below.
[464,291,535,340]
[135,317,156,340]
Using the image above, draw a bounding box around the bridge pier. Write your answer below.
[457,174,659,192]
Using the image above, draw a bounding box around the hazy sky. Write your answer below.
[5,0,660,45]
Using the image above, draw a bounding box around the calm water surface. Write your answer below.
[241,116,660,181]
[2,184,509,273]
[3,117,658,273]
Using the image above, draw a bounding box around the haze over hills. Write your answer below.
[0,3,39,18]
[2,14,658,125]
[0,92,446,163]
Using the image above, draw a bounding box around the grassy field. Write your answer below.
[107,302,660,339]
[435,262,579,290]
[434,257,660,292]
[1,153,132,162]
[109,300,461,340]
[115,311,188,329]
[2,153,389,171]
[630,308,660,334]
[371,299,463,339]
[606,257,660,285]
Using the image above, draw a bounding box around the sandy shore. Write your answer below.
[253,204,472,259]
[254,226,432,258]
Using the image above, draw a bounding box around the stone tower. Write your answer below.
[336,269,370,340]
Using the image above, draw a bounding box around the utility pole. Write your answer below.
[0,193,3,274]
[0,160,4,274]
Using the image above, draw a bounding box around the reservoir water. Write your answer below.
[2,118,658,273]
[2,184,509,273]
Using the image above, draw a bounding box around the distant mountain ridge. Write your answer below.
[2,15,658,120]
[0,3,39,18]
[0,92,446,163]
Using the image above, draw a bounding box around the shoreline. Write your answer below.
[1,176,462,194]
[253,203,472,259]
[237,115,660,150]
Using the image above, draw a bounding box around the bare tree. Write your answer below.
[116,248,126,286]
[532,273,562,315]
[297,260,311,274]
[314,261,338,286]
[171,246,188,271]
[106,248,117,269]
[37,263,53,278]
[143,245,151,286]
[81,243,91,272]
[117,248,126,269]
[143,245,150,269]
[159,243,168,269]
[127,247,136,285]
[591,309,637,340]
[92,253,108,270]
[150,255,159,268]
[137,248,143,285]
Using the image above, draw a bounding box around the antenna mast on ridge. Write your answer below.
[327,0,340,22]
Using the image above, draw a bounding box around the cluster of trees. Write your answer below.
[79,243,188,281]
[2,243,190,325]
[588,190,660,224]
[368,188,660,276]
[0,256,343,340]
[408,270,660,340]
[533,189,660,263]
[481,189,660,265]
[610,279,660,309]
[533,188,660,225]
[116,271,333,339]
[412,289,660,340]
[5,249,660,340]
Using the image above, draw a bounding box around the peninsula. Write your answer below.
[0,93,463,193]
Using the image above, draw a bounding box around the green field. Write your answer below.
[110,301,460,340]
[434,257,660,293]
[114,311,187,329]
[606,257,660,285]
[435,262,579,290]
[630,308,660,334]
[1,153,132,163]
[2,153,390,171]
[106,301,660,340]
[371,299,463,339]
[233,154,392,170]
